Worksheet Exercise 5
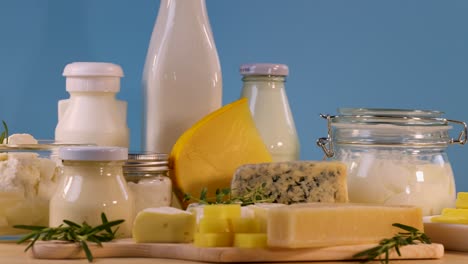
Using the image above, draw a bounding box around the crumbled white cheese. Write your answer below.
[3,133,38,144]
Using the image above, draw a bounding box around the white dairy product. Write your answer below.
[142,0,222,153]
[0,152,59,235]
[55,62,129,147]
[50,147,133,238]
[127,176,172,218]
[341,149,455,216]
[240,64,299,162]
[3,133,38,144]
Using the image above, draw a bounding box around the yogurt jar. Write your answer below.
[50,146,133,237]
[317,108,467,216]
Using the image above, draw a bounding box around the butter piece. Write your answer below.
[132,207,196,243]
[231,161,348,205]
[234,233,267,248]
[194,233,233,247]
[456,192,468,209]
[267,203,423,248]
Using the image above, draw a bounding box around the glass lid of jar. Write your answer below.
[334,108,447,126]
[317,108,467,158]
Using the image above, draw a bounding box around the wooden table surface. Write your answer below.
[2,243,468,264]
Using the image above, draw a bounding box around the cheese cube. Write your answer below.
[203,204,241,219]
[234,233,267,248]
[231,161,348,204]
[267,203,423,248]
[132,207,195,243]
[248,203,286,232]
[231,217,260,233]
[456,192,468,209]
[194,233,233,247]
[198,217,231,233]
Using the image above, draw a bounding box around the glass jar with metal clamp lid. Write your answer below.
[317,108,467,216]
[123,153,173,217]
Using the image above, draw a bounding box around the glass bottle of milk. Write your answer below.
[142,0,222,153]
[240,63,300,161]
[55,62,129,147]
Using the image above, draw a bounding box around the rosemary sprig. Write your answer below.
[14,213,124,263]
[183,183,273,206]
[0,120,8,144]
[353,223,431,264]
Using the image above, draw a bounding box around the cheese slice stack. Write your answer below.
[267,203,423,248]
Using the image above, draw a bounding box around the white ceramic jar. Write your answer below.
[49,146,133,237]
[240,63,300,161]
[55,62,129,147]
[142,0,222,153]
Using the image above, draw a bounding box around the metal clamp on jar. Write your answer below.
[317,108,467,216]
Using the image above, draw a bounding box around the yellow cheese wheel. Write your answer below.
[169,98,272,207]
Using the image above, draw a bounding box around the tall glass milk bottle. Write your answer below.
[55,62,129,147]
[142,0,222,153]
[240,63,300,161]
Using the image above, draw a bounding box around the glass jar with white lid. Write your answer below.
[49,146,133,237]
[317,108,467,216]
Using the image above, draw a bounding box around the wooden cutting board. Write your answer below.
[30,239,444,262]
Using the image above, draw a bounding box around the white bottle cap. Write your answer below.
[240,63,289,76]
[59,146,128,161]
[63,62,124,92]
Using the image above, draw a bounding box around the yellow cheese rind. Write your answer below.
[132,207,195,243]
[194,233,233,247]
[169,98,272,208]
[234,233,267,248]
[267,203,423,248]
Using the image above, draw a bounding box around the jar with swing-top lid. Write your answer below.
[317,108,467,216]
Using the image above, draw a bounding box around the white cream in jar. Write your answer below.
[50,147,133,237]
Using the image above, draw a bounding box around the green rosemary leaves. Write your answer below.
[14,213,124,263]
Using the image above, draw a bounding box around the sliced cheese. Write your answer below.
[456,192,468,209]
[198,217,231,233]
[267,203,423,248]
[132,207,195,243]
[248,203,286,232]
[231,161,348,205]
[169,98,272,208]
[231,217,260,233]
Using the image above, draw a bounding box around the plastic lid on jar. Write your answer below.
[240,63,289,76]
[63,62,124,93]
[59,146,128,161]
[63,62,124,77]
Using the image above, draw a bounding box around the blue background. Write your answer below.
[0,1,467,189]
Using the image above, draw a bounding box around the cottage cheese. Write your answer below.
[0,135,59,235]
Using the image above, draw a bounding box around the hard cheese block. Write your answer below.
[267,203,423,248]
[231,161,348,204]
[132,207,196,243]
[170,98,272,208]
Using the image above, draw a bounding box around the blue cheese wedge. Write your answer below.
[231,161,348,204]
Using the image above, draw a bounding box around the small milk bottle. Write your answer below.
[55,62,129,147]
[141,0,222,153]
[240,63,300,161]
